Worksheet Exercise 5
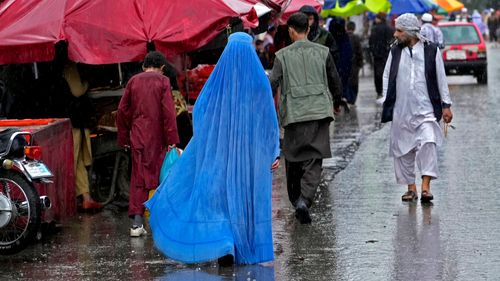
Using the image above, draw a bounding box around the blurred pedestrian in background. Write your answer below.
[369,12,394,103]
[327,17,352,105]
[346,21,364,105]
[487,9,498,43]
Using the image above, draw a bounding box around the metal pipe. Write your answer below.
[33,62,39,80]
[118,63,123,86]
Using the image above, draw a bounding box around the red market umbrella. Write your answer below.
[0,0,256,65]
[278,0,322,25]
[0,0,66,64]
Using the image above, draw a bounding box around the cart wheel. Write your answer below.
[0,170,41,255]
[89,153,117,204]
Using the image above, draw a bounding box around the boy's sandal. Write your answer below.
[401,190,418,201]
[420,190,434,202]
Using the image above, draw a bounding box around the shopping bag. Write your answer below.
[159,146,182,183]
[146,147,182,219]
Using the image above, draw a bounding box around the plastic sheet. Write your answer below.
[159,147,181,183]
[279,0,322,24]
[0,0,257,65]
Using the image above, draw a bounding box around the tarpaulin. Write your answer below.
[0,0,256,65]
[321,0,368,17]
[435,0,464,12]
[278,0,322,24]
[0,0,65,64]
[364,0,391,14]
[148,0,255,60]
[388,0,434,15]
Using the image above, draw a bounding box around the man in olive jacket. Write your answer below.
[269,12,342,224]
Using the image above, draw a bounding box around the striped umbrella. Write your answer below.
[435,0,464,12]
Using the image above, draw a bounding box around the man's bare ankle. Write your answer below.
[408,184,417,192]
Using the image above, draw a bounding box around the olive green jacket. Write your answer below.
[272,40,336,127]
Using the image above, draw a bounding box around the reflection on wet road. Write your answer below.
[2,45,500,280]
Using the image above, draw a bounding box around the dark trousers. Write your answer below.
[129,185,149,217]
[345,70,360,104]
[373,58,386,96]
[490,30,497,42]
[285,159,323,208]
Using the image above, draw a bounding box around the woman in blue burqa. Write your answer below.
[146,32,280,265]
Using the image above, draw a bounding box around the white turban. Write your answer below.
[395,13,421,38]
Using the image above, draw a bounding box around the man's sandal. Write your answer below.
[401,190,418,201]
[420,190,434,202]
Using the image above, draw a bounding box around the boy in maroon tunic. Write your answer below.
[117,51,179,237]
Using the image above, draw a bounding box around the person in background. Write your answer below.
[263,25,277,68]
[431,15,444,48]
[472,10,487,38]
[457,7,469,22]
[487,9,498,43]
[369,12,394,103]
[63,62,103,211]
[497,10,500,45]
[263,25,277,49]
[346,21,364,105]
[329,17,353,105]
[421,13,438,43]
[117,51,179,237]
[420,13,444,49]
[299,5,339,62]
[255,39,270,69]
[162,62,192,149]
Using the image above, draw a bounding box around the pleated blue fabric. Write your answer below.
[145,32,280,265]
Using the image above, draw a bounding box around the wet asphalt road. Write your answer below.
[1,44,500,280]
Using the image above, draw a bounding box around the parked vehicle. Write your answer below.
[438,22,488,84]
[0,129,53,254]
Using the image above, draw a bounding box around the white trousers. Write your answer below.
[393,142,438,185]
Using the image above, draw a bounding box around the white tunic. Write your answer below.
[420,23,437,43]
[382,41,452,158]
[421,24,444,46]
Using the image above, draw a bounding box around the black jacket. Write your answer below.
[369,23,394,60]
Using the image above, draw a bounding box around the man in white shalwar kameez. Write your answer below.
[380,13,453,202]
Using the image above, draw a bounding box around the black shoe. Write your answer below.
[217,254,234,267]
[295,198,312,224]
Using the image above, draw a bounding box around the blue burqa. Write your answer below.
[145,32,280,265]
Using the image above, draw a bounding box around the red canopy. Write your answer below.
[278,0,322,24]
[0,0,256,64]
[0,0,65,64]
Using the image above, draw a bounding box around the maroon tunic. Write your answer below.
[117,72,179,194]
